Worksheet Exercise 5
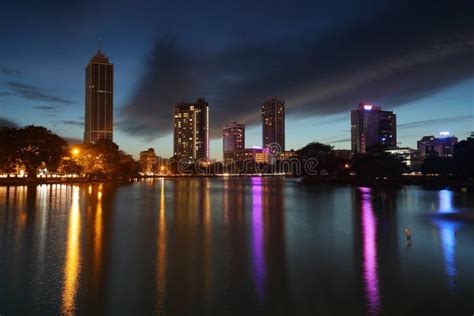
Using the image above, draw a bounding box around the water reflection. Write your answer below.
[62,186,81,315]
[435,190,458,291]
[359,187,381,315]
[1,180,474,315]
[251,177,265,302]
[156,178,167,313]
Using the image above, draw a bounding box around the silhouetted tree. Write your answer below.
[452,137,474,177]
[0,126,67,178]
[351,152,407,178]
[420,151,452,176]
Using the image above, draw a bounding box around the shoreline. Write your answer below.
[0,175,473,191]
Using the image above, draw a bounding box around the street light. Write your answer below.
[71,147,80,157]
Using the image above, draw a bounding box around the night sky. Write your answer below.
[0,0,473,159]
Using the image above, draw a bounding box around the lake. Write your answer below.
[1,178,474,315]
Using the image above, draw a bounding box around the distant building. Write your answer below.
[173,98,209,160]
[351,103,396,153]
[417,132,458,158]
[223,122,245,156]
[224,147,269,164]
[262,97,285,153]
[84,49,114,143]
[385,147,422,170]
[279,150,297,160]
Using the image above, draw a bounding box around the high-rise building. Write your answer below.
[173,98,209,160]
[262,97,285,153]
[417,132,458,158]
[84,49,114,143]
[351,103,396,153]
[223,122,245,156]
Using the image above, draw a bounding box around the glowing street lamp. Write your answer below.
[71,147,80,157]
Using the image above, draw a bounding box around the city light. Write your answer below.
[363,105,373,111]
[440,131,450,137]
[71,148,80,156]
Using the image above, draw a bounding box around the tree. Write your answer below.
[351,152,408,178]
[75,139,139,180]
[420,155,451,176]
[296,142,333,160]
[452,137,474,177]
[0,126,67,178]
[296,142,338,175]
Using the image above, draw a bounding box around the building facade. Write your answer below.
[417,133,458,158]
[262,97,285,153]
[84,49,114,143]
[173,98,209,160]
[351,103,396,153]
[224,147,269,164]
[223,122,245,156]
[385,147,422,170]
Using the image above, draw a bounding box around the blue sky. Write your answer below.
[0,0,473,159]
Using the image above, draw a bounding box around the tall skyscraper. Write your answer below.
[262,97,285,153]
[351,103,396,153]
[84,49,114,143]
[223,122,245,156]
[173,98,209,160]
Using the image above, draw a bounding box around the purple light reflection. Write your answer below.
[359,187,381,315]
[251,177,265,302]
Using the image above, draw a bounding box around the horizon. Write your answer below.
[0,0,473,160]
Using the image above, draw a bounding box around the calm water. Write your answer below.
[1,178,474,315]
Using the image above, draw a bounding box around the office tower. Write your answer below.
[173,98,209,160]
[417,132,458,158]
[84,49,114,143]
[351,103,396,153]
[223,122,245,156]
[262,97,285,153]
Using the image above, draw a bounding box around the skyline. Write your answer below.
[0,0,473,159]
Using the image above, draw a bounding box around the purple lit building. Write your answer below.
[223,122,245,157]
[262,97,285,153]
[417,133,458,158]
[351,103,396,153]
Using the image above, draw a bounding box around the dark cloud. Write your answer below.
[0,67,21,76]
[0,117,19,128]
[120,0,474,140]
[33,105,58,110]
[33,105,58,111]
[398,116,473,130]
[6,81,74,104]
[327,138,351,145]
[60,120,83,127]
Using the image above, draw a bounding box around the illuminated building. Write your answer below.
[84,48,114,143]
[173,98,209,160]
[417,132,458,158]
[351,103,396,153]
[385,147,422,169]
[224,147,269,163]
[262,97,285,153]
[223,122,245,156]
[278,150,297,160]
